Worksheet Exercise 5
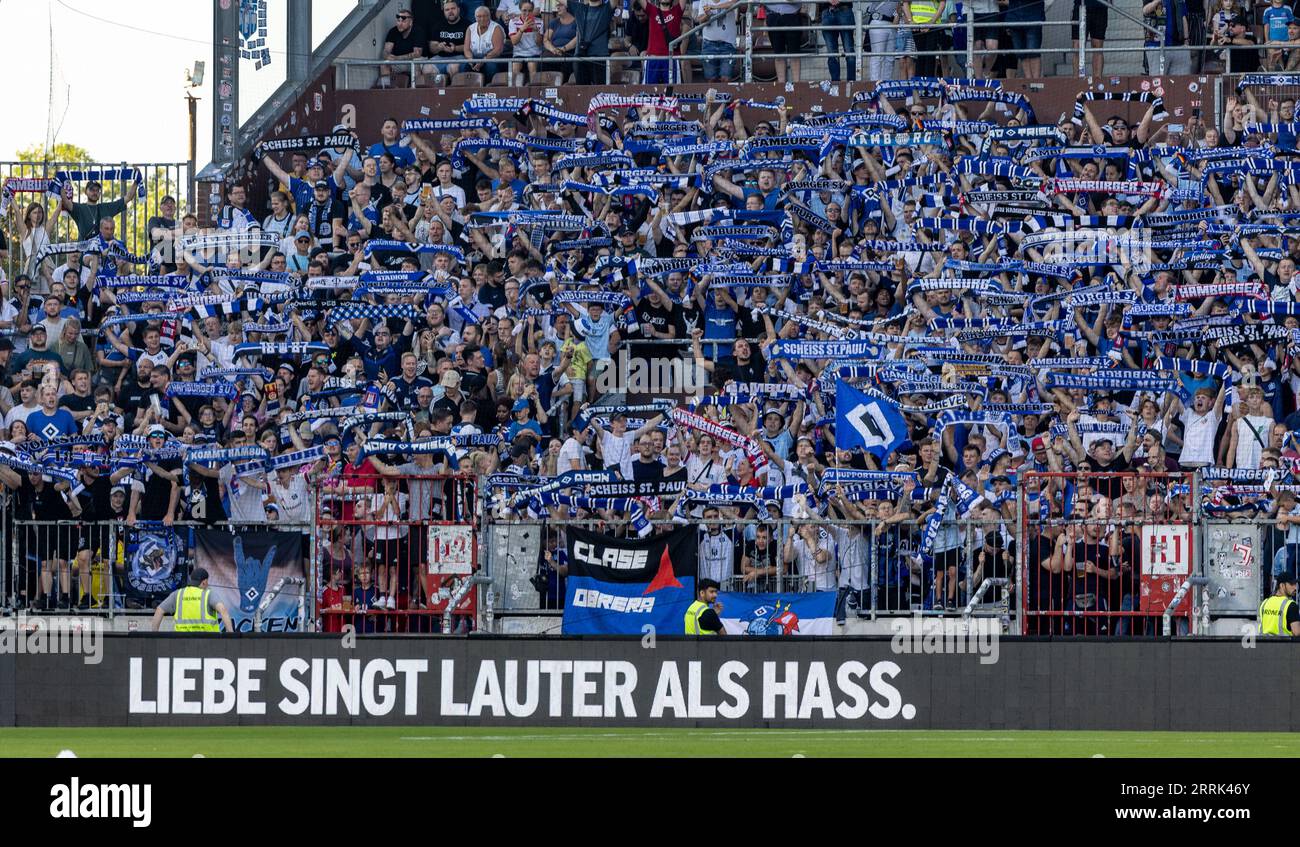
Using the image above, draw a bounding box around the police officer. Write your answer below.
[684,577,725,635]
[1258,570,1300,637]
[150,567,234,633]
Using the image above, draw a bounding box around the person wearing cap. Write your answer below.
[10,323,62,386]
[1259,569,1300,636]
[506,390,546,442]
[430,364,463,418]
[150,567,234,633]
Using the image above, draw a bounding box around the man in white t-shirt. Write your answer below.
[698,507,737,586]
[558,419,590,472]
[784,521,837,591]
[597,411,664,478]
[1176,385,1224,469]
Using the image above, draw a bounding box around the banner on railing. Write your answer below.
[719,592,836,635]
[196,528,306,632]
[562,525,698,635]
[124,526,185,602]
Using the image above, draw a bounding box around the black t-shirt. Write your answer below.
[59,393,94,418]
[741,537,780,590]
[14,472,74,521]
[427,13,470,53]
[1117,530,1142,607]
[76,474,114,521]
[461,366,489,398]
[1089,454,1130,499]
[631,457,664,483]
[1228,32,1260,72]
[1027,532,1055,606]
[118,380,157,431]
[1071,540,1109,607]
[636,299,676,340]
[385,24,428,56]
[138,461,179,521]
[714,354,766,385]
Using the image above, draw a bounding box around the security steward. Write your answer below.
[1258,569,1300,637]
[150,567,235,633]
[684,578,725,635]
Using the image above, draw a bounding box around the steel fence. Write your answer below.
[5,518,310,618]
[314,472,481,634]
[1018,471,1200,637]
[484,515,1015,625]
[0,160,192,288]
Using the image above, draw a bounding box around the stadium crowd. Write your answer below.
[4,68,1300,633]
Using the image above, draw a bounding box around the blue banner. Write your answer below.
[196,528,306,633]
[562,525,698,635]
[718,592,837,635]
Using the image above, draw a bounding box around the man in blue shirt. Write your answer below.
[350,320,415,381]
[26,384,78,442]
[368,118,417,168]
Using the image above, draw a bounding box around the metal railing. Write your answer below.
[335,11,1142,88]
[0,161,192,289]
[483,515,1016,622]
[5,518,311,621]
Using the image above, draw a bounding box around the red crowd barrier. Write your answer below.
[314,473,479,634]
[1019,472,1196,636]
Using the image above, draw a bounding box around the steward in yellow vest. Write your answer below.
[151,567,234,633]
[1259,570,1299,637]
[684,578,724,635]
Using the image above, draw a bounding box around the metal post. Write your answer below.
[853,2,863,87]
[307,512,319,633]
[965,3,974,77]
[287,0,312,83]
[1077,1,1087,77]
[1015,485,1025,634]
[869,521,878,621]
[186,94,198,212]
[744,1,754,82]
[210,0,240,171]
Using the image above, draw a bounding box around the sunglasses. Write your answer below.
[397,13,411,19]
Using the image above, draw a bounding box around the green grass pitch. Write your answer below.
[1,728,1296,757]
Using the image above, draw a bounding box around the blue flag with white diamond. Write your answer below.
[834,380,910,460]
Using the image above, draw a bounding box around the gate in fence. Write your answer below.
[314,473,480,634]
[1018,471,1199,636]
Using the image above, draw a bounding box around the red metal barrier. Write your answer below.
[315,473,479,634]
[1019,472,1196,636]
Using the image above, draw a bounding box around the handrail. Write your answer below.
[336,11,1182,89]
[253,575,307,633]
[1163,576,1209,636]
[962,577,1009,621]
[443,573,492,632]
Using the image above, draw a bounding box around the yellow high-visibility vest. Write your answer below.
[684,600,715,635]
[910,0,943,24]
[1259,595,1295,637]
[174,586,221,633]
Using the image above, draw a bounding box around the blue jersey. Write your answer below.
[368,141,416,169]
[26,408,77,442]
